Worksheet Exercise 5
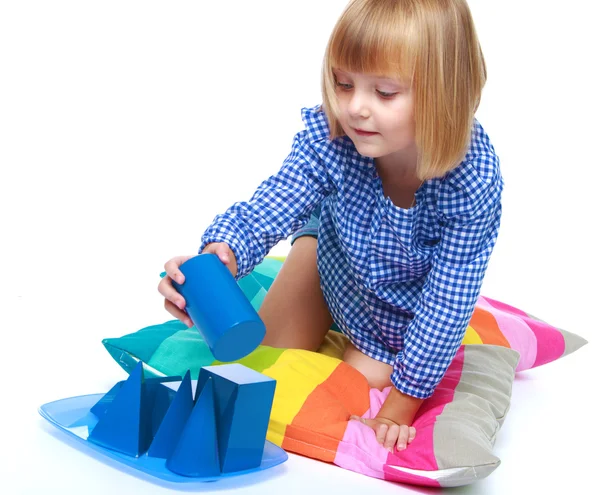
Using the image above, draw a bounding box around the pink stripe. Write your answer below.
[335,348,467,479]
[479,295,529,317]
[334,414,390,478]
[476,297,537,371]
[479,295,566,369]
[526,316,565,367]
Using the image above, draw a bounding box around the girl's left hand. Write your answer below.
[349,415,416,453]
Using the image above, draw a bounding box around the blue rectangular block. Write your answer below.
[198,364,276,473]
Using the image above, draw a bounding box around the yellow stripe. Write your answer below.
[266,255,287,262]
[260,349,341,446]
[462,325,483,345]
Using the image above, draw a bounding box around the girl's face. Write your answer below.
[333,69,416,161]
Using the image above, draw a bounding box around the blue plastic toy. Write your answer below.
[147,371,194,459]
[88,362,174,456]
[172,253,266,362]
[166,377,221,477]
[198,364,277,473]
[38,361,285,483]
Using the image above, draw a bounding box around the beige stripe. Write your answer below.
[431,345,519,483]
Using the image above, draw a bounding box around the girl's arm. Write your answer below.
[377,386,423,427]
[200,126,336,279]
[365,171,502,451]
[390,157,503,403]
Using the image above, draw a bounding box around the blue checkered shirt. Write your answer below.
[200,105,503,399]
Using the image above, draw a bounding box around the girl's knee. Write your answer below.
[342,342,393,390]
[259,237,331,350]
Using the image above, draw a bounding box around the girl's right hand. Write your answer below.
[158,255,196,327]
[201,242,238,277]
[158,243,237,327]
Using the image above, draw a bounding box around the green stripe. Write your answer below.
[102,320,186,364]
[213,346,286,373]
[237,272,268,310]
[147,328,217,378]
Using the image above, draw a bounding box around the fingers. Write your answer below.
[159,255,196,327]
[350,415,416,453]
[214,244,232,265]
[158,274,186,311]
[203,242,230,264]
[381,424,413,453]
[408,426,416,443]
[384,424,401,452]
[395,425,411,451]
[373,422,403,453]
[375,423,388,446]
[202,243,238,277]
[164,256,191,286]
[164,298,194,328]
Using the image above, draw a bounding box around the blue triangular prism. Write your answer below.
[90,375,179,419]
[166,377,220,477]
[90,381,123,418]
[88,361,150,457]
[147,371,194,459]
[143,380,176,439]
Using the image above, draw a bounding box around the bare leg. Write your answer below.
[261,236,392,389]
[259,236,333,351]
[343,342,393,390]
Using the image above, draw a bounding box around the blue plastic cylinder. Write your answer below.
[172,253,266,362]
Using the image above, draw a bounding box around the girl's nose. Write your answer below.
[347,91,371,119]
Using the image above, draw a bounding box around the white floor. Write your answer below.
[2,0,599,493]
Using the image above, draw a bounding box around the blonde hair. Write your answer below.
[321,0,487,179]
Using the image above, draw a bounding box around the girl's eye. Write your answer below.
[336,81,353,90]
[377,90,398,98]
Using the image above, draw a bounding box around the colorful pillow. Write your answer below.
[463,295,585,371]
[101,257,587,487]
[103,324,518,487]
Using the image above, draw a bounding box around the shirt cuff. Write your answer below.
[199,217,254,280]
[390,358,436,400]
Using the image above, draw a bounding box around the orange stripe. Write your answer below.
[282,363,370,462]
[469,307,511,347]
[281,425,340,462]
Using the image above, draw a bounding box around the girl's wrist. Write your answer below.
[376,386,424,426]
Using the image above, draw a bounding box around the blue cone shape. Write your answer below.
[166,377,220,477]
[147,371,194,459]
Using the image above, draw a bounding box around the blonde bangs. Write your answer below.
[322,0,418,138]
[328,6,416,79]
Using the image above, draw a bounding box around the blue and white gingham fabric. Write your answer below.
[201,105,503,399]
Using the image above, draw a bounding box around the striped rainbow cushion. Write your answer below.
[102,257,587,486]
[103,327,519,486]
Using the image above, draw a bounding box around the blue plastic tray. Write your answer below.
[39,393,288,483]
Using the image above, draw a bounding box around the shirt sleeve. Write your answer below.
[199,129,334,279]
[390,155,503,399]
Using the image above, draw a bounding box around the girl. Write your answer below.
[159,0,502,453]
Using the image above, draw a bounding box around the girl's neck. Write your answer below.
[375,143,420,185]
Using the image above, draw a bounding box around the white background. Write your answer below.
[0,1,598,494]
